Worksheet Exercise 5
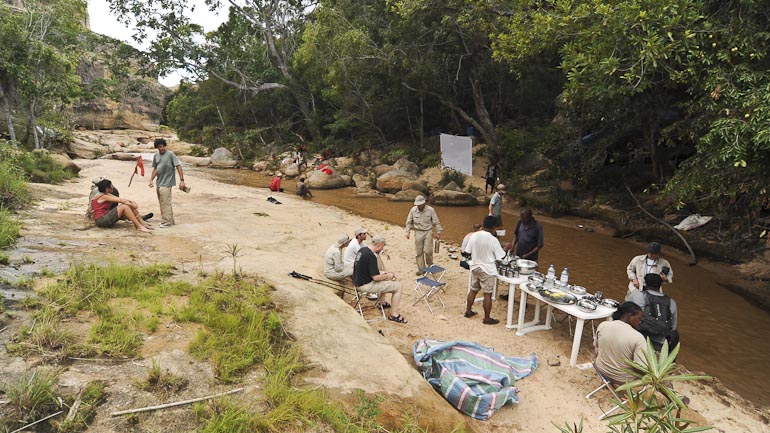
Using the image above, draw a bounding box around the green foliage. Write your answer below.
[0,371,61,430]
[20,150,77,184]
[0,209,21,249]
[137,359,189,395]
[53,381,106,433]
[0,142,31,209]
[439,170,465,188]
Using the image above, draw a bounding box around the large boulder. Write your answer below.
[390,190,423,202]
[40,151,80,174]
[252,160,268,171]
[376,170,417,194]
[332,156,354,169]
[373,164,395,177]
[352,173,371,189]
[393,158,419,176]
[401,179,428,194]
[209,147,238,168]
[180,155,211,167]
[432,190,477,206]
[307,169,349,189]
[284,163,301,177]
[101,152,138,161]
[66,137,104,159]
[442,181,463,192]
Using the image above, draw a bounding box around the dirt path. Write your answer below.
[4,157,768,432]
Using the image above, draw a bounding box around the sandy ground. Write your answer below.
[7,156,769,432]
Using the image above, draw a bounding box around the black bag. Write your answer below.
[638,292,672,337]
[459,259,470,270]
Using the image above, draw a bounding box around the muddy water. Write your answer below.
[208,169,770,408]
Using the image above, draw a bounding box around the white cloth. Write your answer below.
[439,133,472,175]
[674,214,713,231]
[463,230,506,276]
[343,238,363,268]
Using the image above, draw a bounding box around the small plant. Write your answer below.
[137,359,189,395]
[0,208,21,248]
[0,371,61,429]
[439,169,465,188]
[22,255,34,264]
[0,251,9,265]
[58,241,69,246]
[57,202,73,211]
[223,243,243,276]
[54,381,106,433]
[41,267,55,277]
[146,315,160,332]
[189,145,208,157]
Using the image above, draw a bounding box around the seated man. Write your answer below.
[594,302,646,385]
[269,173,284,192]
[352,235,406,323]
[343,227,367,275]
[91,179,153,233]
[324,234,352,281]
[296,177,313,198]
[626,273,679,352]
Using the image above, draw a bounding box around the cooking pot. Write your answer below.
[602,298,620,309]
[516,259,538,275]
[577,298,598,313]
[569,285,587,295]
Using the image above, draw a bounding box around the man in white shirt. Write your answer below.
[463,216,506,325]
[343,227,368,275]
[626,242,673,295]
[324,234,352,281]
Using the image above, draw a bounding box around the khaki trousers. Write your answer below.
[156,186,174,225]
[414,230,434,271]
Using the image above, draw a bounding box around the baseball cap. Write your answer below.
[371,235,387,245]
[354,227,368,236]
[92,176,104,185]
[414,195,426,205]
[336,234,350,247]
[644,273,663,290]
[646,242,662,254]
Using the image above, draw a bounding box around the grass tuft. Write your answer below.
[0,371,61,428]
[136,359,189,395]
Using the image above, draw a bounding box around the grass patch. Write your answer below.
[0,208,21,249]
[53,381,107,433]
[20,150,77,184]
[136,359,189,395]
[0,371,61,430]
[0,251,9,265]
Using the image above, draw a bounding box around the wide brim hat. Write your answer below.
[414,195,426,205]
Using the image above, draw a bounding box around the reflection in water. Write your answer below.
[207,168,770,408]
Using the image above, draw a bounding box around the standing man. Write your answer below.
[405,195,443,275]
[626,242,673,294]
[510,208,543,261]
[463,216,506,325]
[485,163,498,194]
[343,227,368,275]
[352,236,406,323]
[625,273,679,352]
[488,184,506,229]
[148,138,185,228]
[324,234,352,281]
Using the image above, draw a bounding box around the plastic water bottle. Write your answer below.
[547,264,556,280]
[560,267,569,285]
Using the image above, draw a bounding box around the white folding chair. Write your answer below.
[586,363,645,419]
[413,265,446,313]
[352,285,386,322]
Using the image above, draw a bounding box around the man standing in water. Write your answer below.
[149,138,186,228]
[405,195,443,275]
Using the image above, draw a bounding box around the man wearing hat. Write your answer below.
[343,227,368,275]
[405,195,443,275]
[488,184,506,229]
[269,173,284,192]
[352,236,406,323]
[626,242,673,294]
[324,234,352,281]
[625,273,679,352]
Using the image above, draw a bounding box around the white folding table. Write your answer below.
[515,282,616,367]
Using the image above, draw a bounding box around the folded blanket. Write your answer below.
[413,339,538,420]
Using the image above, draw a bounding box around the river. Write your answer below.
[207,168,770,409]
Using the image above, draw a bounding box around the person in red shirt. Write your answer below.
[269,173,284,192]
[91,179,153,233]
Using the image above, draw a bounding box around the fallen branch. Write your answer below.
[110,387,245,417]
[0,326,8,333]
[10,410,64,433]
[65,390,83,422]
[624,184,697,264]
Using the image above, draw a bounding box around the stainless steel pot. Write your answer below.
[577,298,598,313]
[516,259,538,275]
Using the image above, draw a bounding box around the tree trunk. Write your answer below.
[29,99,40,149]
[468,77,500,154]
[0,86,16,142]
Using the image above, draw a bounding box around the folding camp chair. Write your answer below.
[586,363,645,419]
[352,285,386,322]
[413,265,446,313]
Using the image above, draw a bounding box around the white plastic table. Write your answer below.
[496,274,529,329]
[515,282,616,367]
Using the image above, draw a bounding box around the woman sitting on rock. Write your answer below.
[92,179,153,233]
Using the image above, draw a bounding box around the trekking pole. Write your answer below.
[288,271,355,296]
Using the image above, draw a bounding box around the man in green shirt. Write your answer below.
[149,138,186,228]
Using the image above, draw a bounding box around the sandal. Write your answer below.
[464,311,478,318]
[387,314,407,323]
[376,302,391,309]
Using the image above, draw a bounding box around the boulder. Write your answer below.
[252,160,268,171]
[390,190,423,202]
[42,151,80,174]
[179,155,211,167]
[376,170,417,194]
[101,152,138,161]
[66,137,104,159]
[340,174,352,186]
[209,147,238,168]
[373,164,395,177]
[401,179,428,194]
[332,156,354,169]
[393,158,419,176]
[442,181,462,192]
[307,169,348,189]
[432,190,477,206]
[284,163,301,177]
[352,173,370,189]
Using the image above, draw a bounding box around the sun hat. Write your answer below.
[92,176,104,185]
[336,234,350,247]
[497,184,506,190]
[371,235,387,245]
[276,173,283,177]
[354,227,368,236]
[646,242,662,254]
[644,273,663,290]
[414,195,426,205]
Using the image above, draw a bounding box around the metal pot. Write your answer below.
[577,298,598,313]
[569,285,587,296]
[602,298,620,309]
[516,259,538,275]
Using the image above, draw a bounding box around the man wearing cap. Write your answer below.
[463,216,506,325]
[405,195,443,275]
[626,242,673,294]
[488,184,506,228]
[625,273,679,352]
[343,227,368,275]
[149,138,186,228]
[269,173,284,192]
[324,234,352,281]
[352,236,406,323]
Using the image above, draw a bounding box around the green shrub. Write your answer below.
[0,208,21,248]
[439,169,466,188]
[21,151,77,184]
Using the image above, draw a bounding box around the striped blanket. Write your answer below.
[413,339,538,420]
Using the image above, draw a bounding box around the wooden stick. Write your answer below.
[10,410,64,433]
[0,326,8,333]
[66,390,83,422]
[110,387,245,417]
[624,184,697,264]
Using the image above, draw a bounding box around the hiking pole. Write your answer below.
[288,271,356,296]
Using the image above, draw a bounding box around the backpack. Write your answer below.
[638,292,672,337]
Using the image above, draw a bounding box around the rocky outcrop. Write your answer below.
[373,164,395,177]
[307,169,349,189]
[432,190,477,206]
[352,174,370,189]
[284,163,301,177]
[209,147,238,168]
[66,137,104,159]
[376,170,417,194]
[393,158,419,176]
[41,151,81,174]
[179,156,211,167]
[390,190,423,202]
[401,179,428,194]
[252,161,269,171]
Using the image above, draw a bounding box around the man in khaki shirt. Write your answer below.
[405,195,443,275]
[594,302,647,385]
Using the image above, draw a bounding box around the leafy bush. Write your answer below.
[21,151,77,184]
[439,169,466,188]
[0,208,21,248]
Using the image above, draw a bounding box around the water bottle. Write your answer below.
[547,264,556,280]
[560,267,569,285]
